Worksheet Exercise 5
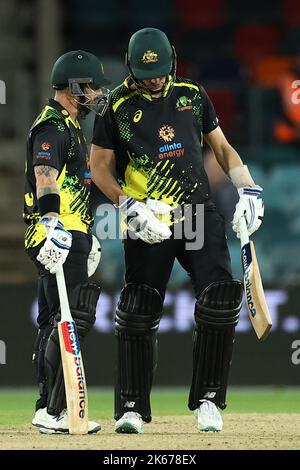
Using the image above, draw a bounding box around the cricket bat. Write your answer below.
[56,265,88,434]
[239,216,272,340]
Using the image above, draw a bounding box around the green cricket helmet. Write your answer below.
[51,50,110,88]
[51,50,111,117]
[126,28,176,91]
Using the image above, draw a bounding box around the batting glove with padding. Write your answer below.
[37,216,72,274]
[87,235,101,277]
[118,197,172,244]
[232,186,264,238]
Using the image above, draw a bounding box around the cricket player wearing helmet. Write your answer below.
[91,28,264,433]
[24,50,109,433]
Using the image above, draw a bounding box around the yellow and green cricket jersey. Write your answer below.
[92,76,219,207]
[24,99,93,248]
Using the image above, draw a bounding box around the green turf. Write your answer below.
[0,387,300,426]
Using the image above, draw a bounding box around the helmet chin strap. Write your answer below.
[138,79,166,97]
[131,75,173,100]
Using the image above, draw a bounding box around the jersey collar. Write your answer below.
[123,76,173,102]
[48,99,80,128]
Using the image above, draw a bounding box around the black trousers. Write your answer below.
[124,205,232,298]
[27,231,92,328]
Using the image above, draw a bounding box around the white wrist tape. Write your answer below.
[228,165,255,189]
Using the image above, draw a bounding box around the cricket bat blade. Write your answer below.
[239,217,272,340]
[56,267,88,434]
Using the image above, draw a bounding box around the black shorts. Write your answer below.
[27,231,92,328]
[124,205,232,299]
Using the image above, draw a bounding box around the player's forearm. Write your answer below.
[217,147,256,188]
[205,128,255,188]
[92,167,125,205]
[216,145,256,188]
[90,145,125,205]
[205,127,245,174]
[36,179,59,199]
[35,166,59,197]
[213,142,243,174]
[34,165,60,217]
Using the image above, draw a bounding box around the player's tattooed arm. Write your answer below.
[34,165,59,199]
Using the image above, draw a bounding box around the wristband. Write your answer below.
[115,197,136,212]
[38,193,60,216]
[228,165,255,189]
[238,186,263,197]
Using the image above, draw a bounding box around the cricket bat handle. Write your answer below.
[55,265,73,322]
[239,215,249,247]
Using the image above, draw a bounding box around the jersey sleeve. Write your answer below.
[92,106,115,150]
[32,123,68,171]
[201,86,219,135]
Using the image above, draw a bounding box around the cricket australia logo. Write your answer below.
[242,245,256,317]
[176,96,192,111]
[142,50,158,63]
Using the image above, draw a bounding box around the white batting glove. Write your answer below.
[145,198,174,215]
[87,235,101,277]
[119,197,172,244]
[37,216,72,274]
[232,186,264,238]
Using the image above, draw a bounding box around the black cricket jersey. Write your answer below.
[92,76,219,206]
[24,99,93,249]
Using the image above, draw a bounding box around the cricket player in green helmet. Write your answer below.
[91,28,264,434]
[24,50,110,434]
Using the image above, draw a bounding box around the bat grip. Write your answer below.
[239,215,249,247]
[55,265,73,322]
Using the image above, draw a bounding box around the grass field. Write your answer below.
[1,387,300,450]
[0,387,300,426]
[1,387,300,425]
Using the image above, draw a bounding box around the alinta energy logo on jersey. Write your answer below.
[41,142,51,151]
[142,50,158,63]
[158,125,185,160]
[37,142,51,159]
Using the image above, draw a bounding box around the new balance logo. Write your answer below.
[203,392,216,399]
[53,415,64,422]
[124,401,136,408]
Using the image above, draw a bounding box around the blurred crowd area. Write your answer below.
[0,0,300,287]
